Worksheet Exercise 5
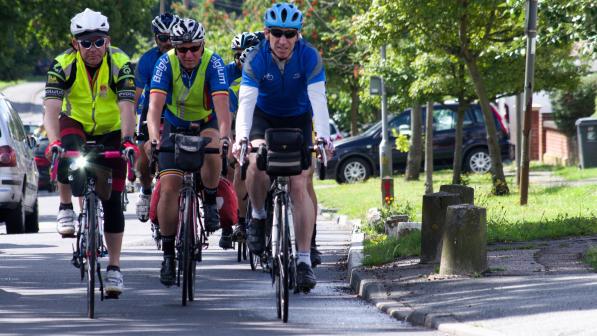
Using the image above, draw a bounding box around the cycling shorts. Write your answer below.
[249,107,313,147]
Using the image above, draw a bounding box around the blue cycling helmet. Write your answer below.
[264,3,303,30]
[152,13,180,34]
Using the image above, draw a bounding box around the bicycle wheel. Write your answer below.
[280,198,290,323]
[86,194,97,319]
[181,191,194,306]
[188,194,200,302]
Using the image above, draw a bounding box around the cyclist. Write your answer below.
[43,8,139,296]
[232,3,333,290]
[145,18,231,287]
[220,32,261,250]
[133,13,180,223]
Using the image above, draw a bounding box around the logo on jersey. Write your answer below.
[264,73,274,81]
[293,73,301,79]
[152,58,169,83]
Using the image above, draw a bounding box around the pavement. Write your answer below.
[345,174,597,336]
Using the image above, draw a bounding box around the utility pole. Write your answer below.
[519,0,538,205]
[379,45,394,206]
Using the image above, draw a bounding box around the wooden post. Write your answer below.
[439,184,475,205]
[420,192,461,263]
[439,204,487,276]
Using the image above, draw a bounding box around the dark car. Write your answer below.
[327,103,510,183]
[33,137,54,192]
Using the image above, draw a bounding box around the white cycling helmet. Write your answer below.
[170,18,205,46]
[70,8,109,38]
[231,32,260,50]
[239,46,256,65]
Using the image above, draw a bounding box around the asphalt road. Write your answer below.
[0,190,444,336]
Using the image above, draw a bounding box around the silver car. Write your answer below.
[0,93,39,234]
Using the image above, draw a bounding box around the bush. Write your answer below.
[551,74,597,136]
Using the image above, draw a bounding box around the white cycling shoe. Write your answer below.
[57,208,77,236]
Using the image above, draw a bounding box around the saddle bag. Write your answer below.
[262,128,307,176]
[174,134,211,172]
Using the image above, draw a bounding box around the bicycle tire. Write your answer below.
[181,190,193,306]
[189,193,200,302]
[87,194,97,319]
[237,240,242,262]
[280,198,290,323]
[274,198,282,319]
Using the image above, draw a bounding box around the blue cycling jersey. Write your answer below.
[225,62,242,114]
[134,47,163,118]
[150,51,229,126]
[241,38,325,117]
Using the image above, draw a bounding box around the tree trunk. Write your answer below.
[452,99,467,184]
[350,81,360,136]
[424,101,434,194]
[405,104,423,180]
[463,55,509,195]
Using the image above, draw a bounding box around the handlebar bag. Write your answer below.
[174,134,211,172]
[264,128,305,176]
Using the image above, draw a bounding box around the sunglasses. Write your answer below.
[176,45,202,54]
[78,38,106,49]
[269,29,298,39]
[156,34,170,42]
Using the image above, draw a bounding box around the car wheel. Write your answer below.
[4,201,25,234]
[338,157,371,183]
[25,199,39,233]
[465,148,492,174]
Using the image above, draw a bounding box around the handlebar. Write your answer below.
[149,139,226,175]
[238,139,329,181]
[49,146,136,183]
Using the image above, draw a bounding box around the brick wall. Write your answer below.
[539,113,575,165]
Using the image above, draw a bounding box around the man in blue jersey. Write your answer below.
[145,18,231,287]
[220,32,261,249]
[134,13,180,222]
[233,3,333,291]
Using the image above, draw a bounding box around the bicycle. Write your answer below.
[238,129,327,322]
[50,142,136,318]
[150,130,227,306]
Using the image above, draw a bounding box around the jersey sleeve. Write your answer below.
[44,60,66,101]
[206,53,229,97]
[115,61,136,102]
[240,47,261,88]
[303,46,326,85]
[150,54,171,95]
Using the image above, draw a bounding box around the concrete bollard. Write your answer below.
[439,184,475,205]
[420,192,461,264]
[439,204,487,276]
[384,214,409,238]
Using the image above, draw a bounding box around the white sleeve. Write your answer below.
[308,81,330,139]
[235,85,259,140]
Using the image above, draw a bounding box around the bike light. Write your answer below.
[71,156,88,170]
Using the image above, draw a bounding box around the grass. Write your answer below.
[504,161,597,181]
[583,246,597,272]
[315,169,597,265]
[362,231,421,266]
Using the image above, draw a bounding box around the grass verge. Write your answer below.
[583,246,597,272]
[362,231,421,266]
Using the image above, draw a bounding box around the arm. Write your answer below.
[308,81,331,139]
[119,100,136,139]
[213,94,231,140]
[147,92,166,143]
[43,99,62,143]
[134,87,144,108]
[234,85,259,141]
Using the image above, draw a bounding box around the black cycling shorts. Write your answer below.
[249,108,313,147]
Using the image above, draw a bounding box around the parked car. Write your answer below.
[0,94,40,233]
[329,120,344,142]
[326,103,510,183]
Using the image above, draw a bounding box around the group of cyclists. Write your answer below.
[43,2,334,299]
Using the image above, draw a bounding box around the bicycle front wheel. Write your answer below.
[86,194,97,319]
[280,199,290,322]
[181,190,196,306]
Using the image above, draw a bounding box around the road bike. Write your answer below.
[50,142,136,318]
[150,130,227,306]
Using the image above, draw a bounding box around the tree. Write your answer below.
[552,74,597,137]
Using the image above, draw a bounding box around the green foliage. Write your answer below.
[551,74,597,136]
[363,231,421,266]
[391,128,409,153]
